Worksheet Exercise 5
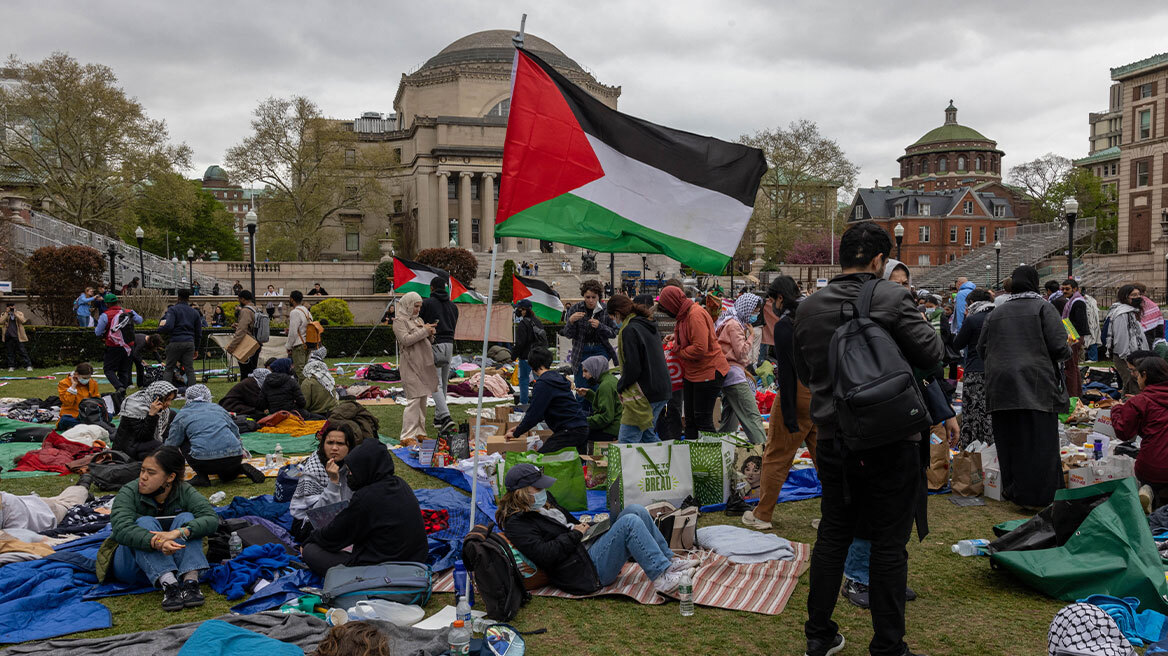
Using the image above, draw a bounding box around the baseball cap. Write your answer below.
[103,293,117,303]
[504,463,556,492]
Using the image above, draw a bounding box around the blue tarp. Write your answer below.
[176,619,304,656]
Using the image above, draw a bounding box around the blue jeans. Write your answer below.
[1086,344,1099,361]
[76,316,90,328]
[617,400,668,443]
[111,512,209,586]
[574,345,609,413]
[587,504,673,585]
[844,538,870,585]
[518,359,532,405]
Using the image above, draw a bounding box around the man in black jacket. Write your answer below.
[159,289,203,388]
[420,277,459,434]
[607,295,671,443]
[504,346,588,453]
[793,222,943,656]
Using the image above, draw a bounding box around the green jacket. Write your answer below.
[583,370,621,437]
[302,378,338,415]
[96,480,219,582]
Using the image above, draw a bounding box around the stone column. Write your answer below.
[417,173,434,250]
[481,173,496,251]
[436,172,450,247]
[459,172,474,251]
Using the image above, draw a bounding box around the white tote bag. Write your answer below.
[606,440,694,513]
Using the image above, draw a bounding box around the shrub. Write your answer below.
[27,245,105,326]
[416,247,478,283]
[499,259,515,301]
[373,260,395,294]
[221,301,240,322]
[310,298,355,326]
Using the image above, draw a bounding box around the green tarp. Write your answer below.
[240,432,317,456]
[990,477,1168,613]
[0,417,59,478]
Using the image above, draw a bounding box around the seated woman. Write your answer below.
[164,384,264,486]
[57,362,100,428]
[259,358,306,416]
[578,355,621,446]
[219,367,269,418]
[96,446,218,612]
[290,423,356,541]
[301,348,338,415]
[301,438,428,577]
[113,381,178,460]
[1112,356,1168,509]
[497,463,695,596]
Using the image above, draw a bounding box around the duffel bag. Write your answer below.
[319,561,432,607]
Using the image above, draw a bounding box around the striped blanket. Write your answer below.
[434,542,809,615]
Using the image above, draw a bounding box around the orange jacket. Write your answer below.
[674,304,729,383]
[58,376,100,418]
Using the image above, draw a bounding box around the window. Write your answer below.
[975,156,983,171]
[1142,83,1153,99]
[393,147,402,163]
[471,218,480,244]
[854,205,864,220]
[918,160,927,174]
[918,226,931,243]
[1111,163,1118,176]
[918,254,930,266]
[964,200,974,214]
[994,205,1006,217]
[345,229,359,251]
[1137,160,1150,187]
[920,203,931,216]
[957,156,966,171]
[471,180,480,201]
[344,149,356,166]
[448,178,458,200]
[964,227,972,246]
[486,98,510,118]
[393,199,403,214]
[1140,110,1152,139]
[949,227,958,243]
[979,226,986,243]
[938,157,948,172]
[894,204,903,217]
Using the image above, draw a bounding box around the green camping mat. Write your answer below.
[990,477,1168,613]
[0,417,62,478]
[241,432,317,455]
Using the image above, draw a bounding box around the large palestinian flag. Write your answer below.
[513,274,564,322]
[392,257,483,303]
[496,48,767,274]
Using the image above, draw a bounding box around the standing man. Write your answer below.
[1060,278,1089,398]
[793,222,943,656]
[95,293,143,397]
[286,290,312,379]
[952,276,975,332]
[228,290,260,378]
[1,302,32,371]
[159,289,203,387]
[420,277,459,434]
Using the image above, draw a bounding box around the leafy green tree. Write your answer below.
[1053,167,1118,254]
[373,260,395,293]
[124,172,242,260]
[499,259,516,301]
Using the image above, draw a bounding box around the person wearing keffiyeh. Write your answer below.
[165,384,263,487]
[113,381,178,460]
[713,293,767,444]
[300,348,338,415]
[219,368,269,419]
[289,422,356,541]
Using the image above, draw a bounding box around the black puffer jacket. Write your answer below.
[616,316,671,404]
[259,372,305,414]
[219,378,262,417]
[500,492,601,595]
[112,409,176,460]
[513,316,546,361]
[420,287,459,345]
[305,438,428,566]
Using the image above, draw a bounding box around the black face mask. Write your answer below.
[1131,296,1145,309]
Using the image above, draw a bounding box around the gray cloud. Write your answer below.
[4,0,1166,191]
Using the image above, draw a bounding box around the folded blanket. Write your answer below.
[695,525,796,563]
[203,543,294,601]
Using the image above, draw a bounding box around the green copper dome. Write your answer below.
[202,165,229,183]
[911,124,990,147]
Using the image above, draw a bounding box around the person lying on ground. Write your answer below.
[259,357,306,416]
[57,362,99,422]
[113,381,178,461]
[97,445,217,612]
[578,355,621,445]
[300,437,428,577]
[0,472,94,533]
[164,384,264,487]
[301,347,338,415]
[504,346,589,454]
[290,423,356,541]
[219,367,269,419]
[497,463,696,596]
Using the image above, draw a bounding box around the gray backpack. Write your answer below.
[250,306,270,343]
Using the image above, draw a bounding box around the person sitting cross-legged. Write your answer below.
[165,384,265,486]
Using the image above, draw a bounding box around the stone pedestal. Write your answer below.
[379,238,395,263]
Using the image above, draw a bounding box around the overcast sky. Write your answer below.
[4,0,1167,193]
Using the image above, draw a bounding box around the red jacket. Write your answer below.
[1112,382,1168,484]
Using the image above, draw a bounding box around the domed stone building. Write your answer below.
[893,101,1005,192]
[331,30,621,259]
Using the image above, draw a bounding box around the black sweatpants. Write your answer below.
[682,372,724,439]
[188,454,246,482]
[656,389,684,442]
[805,437,921,656]
[5,339,30,368]
[302,542,350,577]
[238,351,259,379]
[538,426,588,454]
[103,346,132,392]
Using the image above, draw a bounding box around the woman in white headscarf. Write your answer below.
[713,293,766,444]
[113,381,178,460]
[393,292,438,443]
[164,384,262,486]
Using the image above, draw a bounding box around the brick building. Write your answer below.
[1110,53,1168,254]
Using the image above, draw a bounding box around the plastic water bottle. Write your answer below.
[951,539,990,557]
[208,491,227,505]
[453,560,474,607]
[274,443,284,467]
[228,531,243,558]
[678,571,694,616]
[1093,439,1104,461]
[456,595,471,626]
[449,620,470,655]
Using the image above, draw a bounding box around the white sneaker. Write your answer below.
[741,510,772,530]
[668,557,700,573]
[6,368,11,372]
[25,366,32,372]
[652,569,686,594]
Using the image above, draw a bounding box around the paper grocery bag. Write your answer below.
[927,442,950,491]
[951,451,984,497]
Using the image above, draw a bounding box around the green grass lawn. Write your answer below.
[0,364,1065,655]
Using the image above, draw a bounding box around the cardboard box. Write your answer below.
[983,467,1002,501]
[494,405,512,422]
[1067,456,1135,489]
[486,435,529,455]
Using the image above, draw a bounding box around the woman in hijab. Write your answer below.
[259,358,306,415]
[114,381,178,460]
[951,288,996,447]
[1108,284,1151,395]
[713,293,766,444]
[301,347,338,415]
[978,265,1071,508]
[219,367,269,418]
[164,384,262,486]
[579,355,621,445]
[656,286,729,439]
[393,291,437,443]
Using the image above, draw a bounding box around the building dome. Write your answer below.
[419,30,584,73]
[202,165,229,183]
[911,124,991,147]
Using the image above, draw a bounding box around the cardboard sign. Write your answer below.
[453,304,515,342]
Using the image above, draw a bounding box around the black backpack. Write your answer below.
[529,319,548,349]
[90,460,141,491]
[828,278,931,450]
[461,522,530,622]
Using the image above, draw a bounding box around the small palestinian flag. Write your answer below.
[392,257,481,303]
[450,278,485,304]
[496,48,767,274]
[513,274,564,322]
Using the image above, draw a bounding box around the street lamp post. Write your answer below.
[894,223,904,261]
[641,255,648,294]
[1064,197,1079,278]
[186,248,194,290]
[994,240,1002,289]
[985,263,991,288]
[106,244,118,291]
[134,226,145,289]
[171,256,179,292]
[245,209,258,295]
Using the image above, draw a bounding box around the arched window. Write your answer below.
[918,159,927,174]
[938,157,948,172]
[975,156,983,171]
[486,98,510,118]
[957,156,966,171]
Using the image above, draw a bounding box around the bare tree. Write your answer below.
[1008,153,1072,223]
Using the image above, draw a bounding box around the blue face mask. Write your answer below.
[748,314,759,324]
[532,490,547,510]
